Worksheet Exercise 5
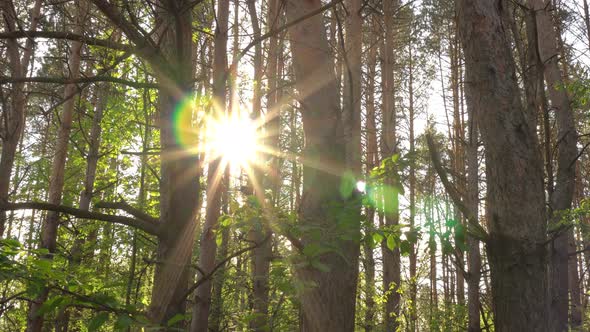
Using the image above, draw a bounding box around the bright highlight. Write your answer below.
[205,113,260,166]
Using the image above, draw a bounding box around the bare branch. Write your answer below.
[0,31,133,51]
[0,202,160,236]
[95,200,159,224]
[0,76,159,89]
[182,234,271,300]
[426,133,489,241]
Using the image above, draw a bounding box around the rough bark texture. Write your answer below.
[527,1,578,330]
[190,0,228,330]
[286,1,360,331]
[457,0,549,331]
[147,0,199,326]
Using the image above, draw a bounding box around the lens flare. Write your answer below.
[205,113,260,166]
[172,94,206,149]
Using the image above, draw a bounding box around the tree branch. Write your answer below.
[426,133,489,241]
[0,202,160,236]
[0,76,159,89]
[0,31,133,51]
[95,200,159,224]
[182,234,271,300]
[228,0,344,82]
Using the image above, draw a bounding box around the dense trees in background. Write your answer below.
[1,0,590,331]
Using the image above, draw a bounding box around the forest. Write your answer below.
[1,0,590,331]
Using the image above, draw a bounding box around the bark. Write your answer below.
[363,18,378,332]
[450,25,466,308]
[569,229,583,328]
[246,1,272,330]
[55,80,108,332]
[457,1,549,331]
[209,2,237,329]
[381,1,401,330]
[208,173,229,332]
[527,1,578,330]
[266,0,282,204]
[285,1,360,330]
[408,42,418,332]
[0,0,42,237]
[190,0,229,330]
[343,0,362,174]
[146,0,200,326]
[465,84,481,332]
[25,1,89,330]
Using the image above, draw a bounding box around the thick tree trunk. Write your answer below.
[147,0,199,326]
[527,1,578,330]
[190,1,228,330]
[457,0,549,331]
[285,1,360,330]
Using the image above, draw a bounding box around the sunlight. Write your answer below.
[205,113,260,167]
[356,180,367,193]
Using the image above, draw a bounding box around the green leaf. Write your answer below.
[167,313,186,326]
[386,234,397,251]
[88,312,109,331]
[372,232,384,247]
[35,296,65,317]
[114,315,133,330]
[400,240,412,256]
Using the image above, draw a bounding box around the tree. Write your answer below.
[285,0,360,330]
[457,0,549,330]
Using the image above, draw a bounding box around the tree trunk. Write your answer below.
[457,0,549,330]
[285,1,360,330]
[25,1,88,330]
[343,0,362,174]
[245,1,272,330]
[381,1,401,330]
[0,0,42,237]
[147,0,199,326]
[569,229,583,328]
[465,80,481,332]
[363,18,378,332]
[527,1,578,330]
[190,0,228,330]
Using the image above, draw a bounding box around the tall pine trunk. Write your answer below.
[190,0,228,330]
[527,1,578,330]
[457,0,549,330]
[286,1,360,330]
[26,1,88,330]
